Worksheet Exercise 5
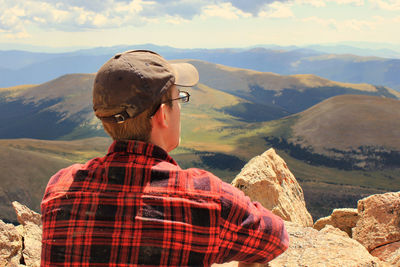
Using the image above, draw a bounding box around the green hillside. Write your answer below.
[0,60,399,140]
[0,138,111,223]
[260,95,400,171]
[292,94,400,151]
[1,61,400,222]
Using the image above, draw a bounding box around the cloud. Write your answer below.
[342,18,376,31]
[140,1,290,19]
[0,0,149,34]
[302,16,382,31]
[302,16,338,29]
[228,0,287,15]
[294,0,364,7]
[370,0,400,10]
[333,0,364,5]
[201,2,252,20]
[165,15,191,25]
[259,2,294,18]
[295,0,326,7]
[37,0,129,12]
[1,0,376,38]
[0,0,294,36]
[138,0,204,20]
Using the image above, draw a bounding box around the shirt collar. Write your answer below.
[107,140,178,165]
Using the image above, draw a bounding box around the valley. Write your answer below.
[0,60,399,223]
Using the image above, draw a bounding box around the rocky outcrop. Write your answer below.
[268,222,389,267]
[232,148,313,227]
[1,150,399,266]
[12,201,42,267]
[371,241,400,266]
[213,222,388,267]
[313,208,359,237]
[312,192,400,266]
[352,192,400,265]
[0,201,42,267]
[0,219,22,266]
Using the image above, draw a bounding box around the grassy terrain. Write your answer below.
[291,95,400,152]
[0,138,111,223]
[1,61,400,222]
[1,120,399,223]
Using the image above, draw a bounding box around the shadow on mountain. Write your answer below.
[264,136,400,171]
[0,99,76,139]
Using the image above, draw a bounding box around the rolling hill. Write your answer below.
[260,95,400,171]
[0,60,398,140]
[0,137,111,222]
[292,95,400,152]
[1,61,399,221]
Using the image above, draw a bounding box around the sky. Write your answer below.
[1,0,400,50]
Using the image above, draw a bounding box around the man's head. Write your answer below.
[92,50,199,151]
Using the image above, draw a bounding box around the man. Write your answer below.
[41,50,289,266]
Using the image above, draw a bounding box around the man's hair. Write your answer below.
[102,86,174,141]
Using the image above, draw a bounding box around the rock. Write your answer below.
[320,224,350,238]
[0,219,23,267]
[353,192,400,252]
[370,241,400,266]
[212,262,237,267]
[12,201,41,227]
[12,201,42,267]
[268,222,389,267]
[313,208,359,237]
[232,148,313,227]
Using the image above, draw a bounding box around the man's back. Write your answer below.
[41,140,288,266]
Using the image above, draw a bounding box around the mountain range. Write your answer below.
[1,44,400,91]
[1,59,399,222]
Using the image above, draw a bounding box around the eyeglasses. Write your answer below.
[162,90,190,104]
[149,90,190,118]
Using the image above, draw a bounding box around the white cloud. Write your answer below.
[302,16,382,31]
[259,2,294,18]
[4,30,31,39]
[165,15,190,25]
[114,0,146,13]
[302,16,338,29]
[370,0,400,10]
[294,0,364,6]
[332,0,364,5]
[342,18,376,31]
[294,0,326,7]
[0,0,293,38]
[0,0,149,35]
[201,3,252,20]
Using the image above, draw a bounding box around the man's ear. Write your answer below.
[151,103,169,128]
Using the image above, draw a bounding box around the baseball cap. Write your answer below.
[93,50,199,123]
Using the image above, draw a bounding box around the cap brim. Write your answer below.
[170,63,199,87]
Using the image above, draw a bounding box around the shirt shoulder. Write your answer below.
[42,156,103,198]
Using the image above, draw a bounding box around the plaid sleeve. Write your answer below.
[215,181,289,264]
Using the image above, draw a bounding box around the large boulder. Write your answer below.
[313,208,359,237]
[370,241,400,266]
[232,148,313,226]
[0,219,22,266]
[353,192,400,265]
[12,201,42,267]
[268,222,389,267]
[213,222,389,267]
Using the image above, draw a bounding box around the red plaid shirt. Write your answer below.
[41,140,288,266]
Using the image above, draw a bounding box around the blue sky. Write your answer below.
[1,0,400,50]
